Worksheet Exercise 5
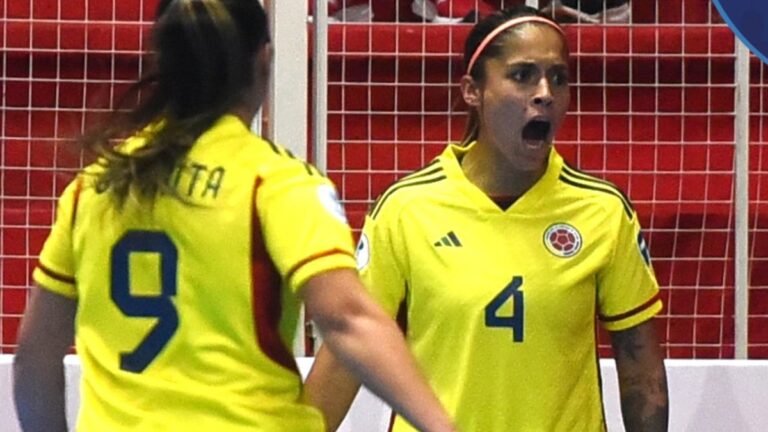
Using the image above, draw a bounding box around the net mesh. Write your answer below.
[323,1,768,358]
[1,0,156,353]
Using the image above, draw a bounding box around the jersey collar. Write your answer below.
[439,142,564,214]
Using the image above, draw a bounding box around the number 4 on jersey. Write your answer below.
[484,276,524,342]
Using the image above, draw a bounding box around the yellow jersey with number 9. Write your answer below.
[356,143,662,432]
[33,115,356,431]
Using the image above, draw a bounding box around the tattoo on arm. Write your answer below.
[611,321,669,432]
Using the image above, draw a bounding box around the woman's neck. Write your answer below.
[231,104,258,128]
[460,139,548,199]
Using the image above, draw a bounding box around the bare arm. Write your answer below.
[304,345,361,431]
[300,268,454,432]
[610,319,668,432]
[13,286,76,432]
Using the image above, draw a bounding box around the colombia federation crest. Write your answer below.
[543,223,582,258]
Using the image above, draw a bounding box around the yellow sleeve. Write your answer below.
[257,161,357,293]
[597,210,662,331]
[32,178,81,299]
[356,212,407,318]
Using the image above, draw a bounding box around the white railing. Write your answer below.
[1,355,767,432]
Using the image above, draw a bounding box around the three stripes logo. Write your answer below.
[370,160,446,220]
[434,231,462,247]
[559,163,634,220]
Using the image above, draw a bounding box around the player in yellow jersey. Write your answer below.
[12,1,456,431]
[306,6,668,432]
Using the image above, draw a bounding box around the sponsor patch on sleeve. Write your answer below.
[637,231,651,266]
[355,233,370,270]
[316,184,348,224]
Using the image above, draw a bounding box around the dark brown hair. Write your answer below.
[81,0,270,204]
[460,6,563,145]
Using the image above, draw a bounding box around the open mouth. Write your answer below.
[522,119,551,141]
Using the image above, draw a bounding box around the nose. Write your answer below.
[532,78,554,107]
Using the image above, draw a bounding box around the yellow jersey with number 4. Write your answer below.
[33,115,356,431]
[356,143,662,432]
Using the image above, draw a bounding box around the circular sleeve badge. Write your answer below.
[355,233,370,270]
[316,184,348,224]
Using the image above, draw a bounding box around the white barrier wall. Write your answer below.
[1,356,767,432]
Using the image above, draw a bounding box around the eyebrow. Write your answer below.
[506,61,568,70]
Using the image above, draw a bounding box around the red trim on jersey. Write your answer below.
[599,293,661,323]
[37,264,76,284]
[71,177,83,229]
[251,176,299,374]
[284,249,355,284]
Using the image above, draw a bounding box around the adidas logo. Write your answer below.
[433,231,462,247]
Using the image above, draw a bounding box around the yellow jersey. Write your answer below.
[356,143,662,432]
[33,115,356,431]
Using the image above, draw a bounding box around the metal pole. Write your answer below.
[313,0,329,174]
[734,39,750,359]
[307,0,330,352]
[268,0,310,356]
[269,0,309,159]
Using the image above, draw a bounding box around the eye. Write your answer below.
[550,69,570,86]
[509,65,535,83]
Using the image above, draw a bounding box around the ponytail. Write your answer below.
[80,0,269,205]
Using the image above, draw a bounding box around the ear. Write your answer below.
[460,74,481,108]
[256,42,273,77]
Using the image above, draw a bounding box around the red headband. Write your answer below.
[466,16,566,75]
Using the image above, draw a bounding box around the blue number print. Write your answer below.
[484,276,524,342]
[111,231,179,373]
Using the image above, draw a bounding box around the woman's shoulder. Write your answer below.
[556,161,635,221]
[368,158,449,221]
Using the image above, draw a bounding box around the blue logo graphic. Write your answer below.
[713,1,768,64]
